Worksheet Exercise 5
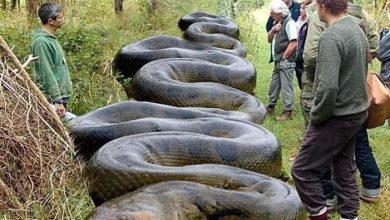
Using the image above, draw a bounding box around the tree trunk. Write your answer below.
[27,0,38,17]
[114,0,123,14]
[148,0,158,13]
[2,0,6,10]
[11,0,17,10]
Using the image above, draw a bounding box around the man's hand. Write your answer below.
[268,22,282,43]
[54,102,65,117]
[272,22,282,33]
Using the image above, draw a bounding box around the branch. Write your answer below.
[0,178,23,209]
[21,54,38,69]
[0,36,73,146]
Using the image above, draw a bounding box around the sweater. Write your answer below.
[310,16,369,124]
[302,2,378,107]
[31,29,73,102]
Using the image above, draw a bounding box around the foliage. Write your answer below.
[356,0,389,29]
[217,0,264,18]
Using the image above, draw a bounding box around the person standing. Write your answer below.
[291,1,370,220]
[378,2,390,127]
[294,2,309,90]
[266,0,297,121]
[300,0,381,210]
[31,2,72,118]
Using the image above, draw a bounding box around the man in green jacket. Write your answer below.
[31,2,72,118]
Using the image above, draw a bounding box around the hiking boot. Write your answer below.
[276,110,292,121]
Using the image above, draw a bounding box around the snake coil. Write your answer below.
[70,12,305,220]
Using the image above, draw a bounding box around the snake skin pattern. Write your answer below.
[70,12,305,220]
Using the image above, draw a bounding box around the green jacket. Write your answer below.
[31,29,72,102]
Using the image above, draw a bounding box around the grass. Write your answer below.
[1,0,389,219]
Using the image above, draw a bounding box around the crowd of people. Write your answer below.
[267,0,389,219]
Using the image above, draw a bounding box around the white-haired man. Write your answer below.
[266,0,298,120]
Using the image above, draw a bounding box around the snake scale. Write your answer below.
[70,12,305,220]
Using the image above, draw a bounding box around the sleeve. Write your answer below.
[303,12,325,82]
[32,41,62,102]
[266,16,274,33]
[286,20,298,41]
[310,38,341,124]
[377,33,390,63]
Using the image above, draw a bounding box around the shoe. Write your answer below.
[276,110,292,121]
[360,193,379,203]
[309,212,328,220]
[360,188,379,203]
[63,111,77,122]
[266,106,275,114]
[326,197,337,213]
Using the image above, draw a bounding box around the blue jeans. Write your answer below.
[321,127,381,198]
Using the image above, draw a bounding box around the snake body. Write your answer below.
[71,12,305,220]
[91,180,305,220]
[70,101,265,158]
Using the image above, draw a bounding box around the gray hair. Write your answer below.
[269,0,289,17]
[38,3,63,25]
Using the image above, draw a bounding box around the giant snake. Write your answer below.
[70,12,305,220]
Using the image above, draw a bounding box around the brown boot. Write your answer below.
[276,110,292,121]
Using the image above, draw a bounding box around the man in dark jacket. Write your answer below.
[378,3,390,89]
[378,2,390,127]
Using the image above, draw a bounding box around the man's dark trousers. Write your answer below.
[320,127,381,200]
[291,112,367,219]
